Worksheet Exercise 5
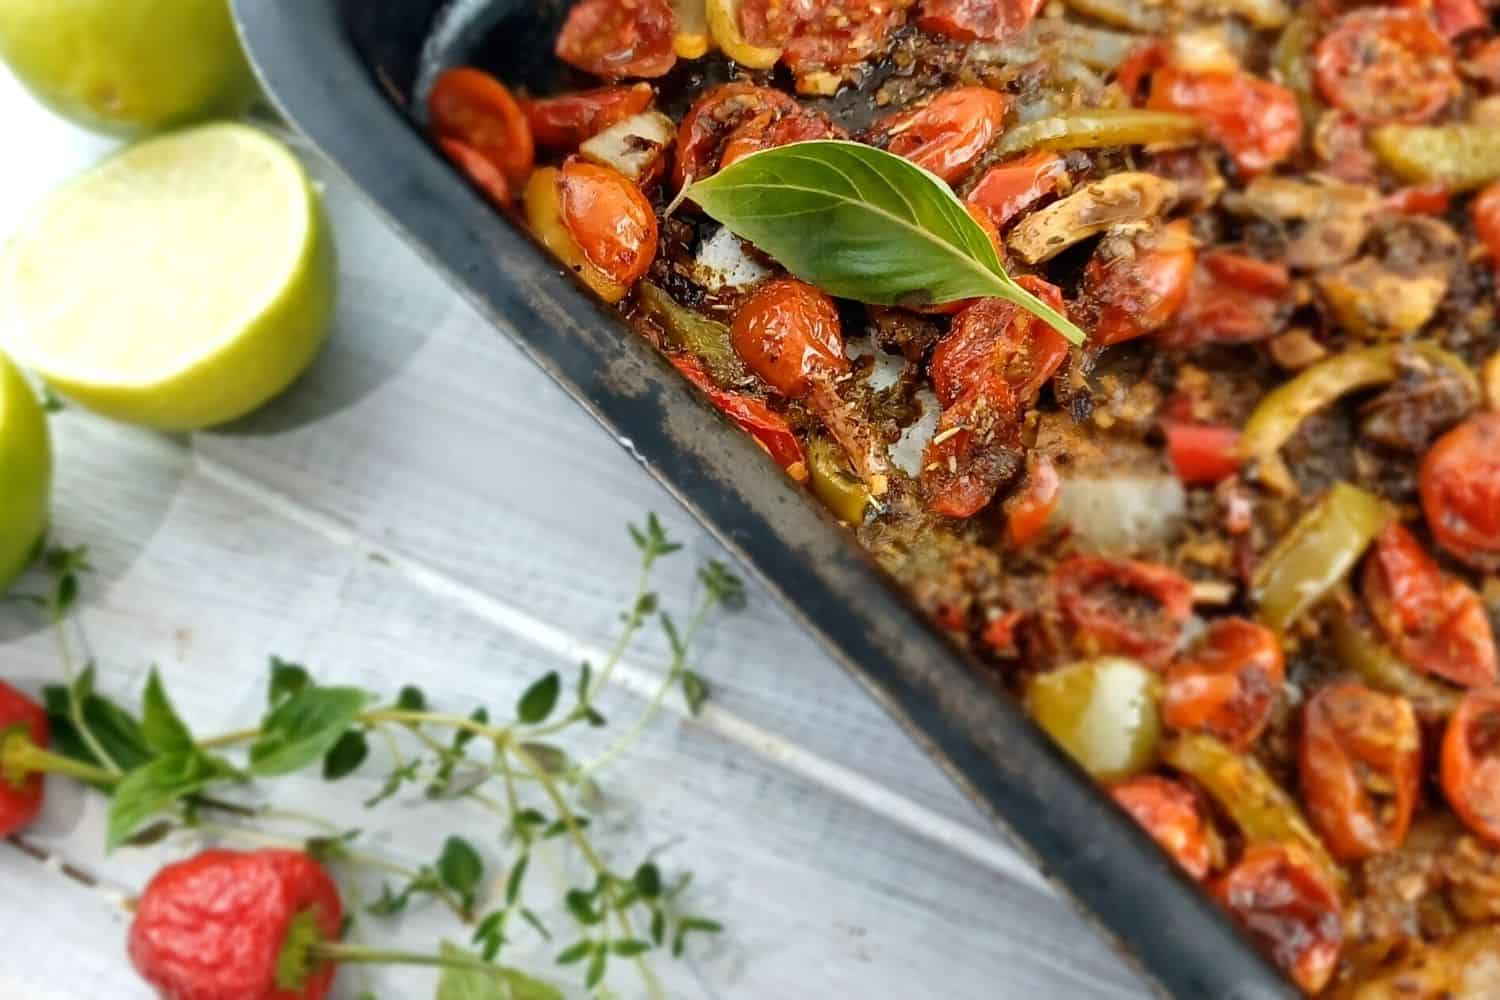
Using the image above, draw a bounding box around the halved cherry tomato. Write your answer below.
[1163,618,1284,750]
[1213,844,1344,995]
[674,83,802,189]
[438,139,513,208]
[1427,0,1486,39]
[1474,181,1500,264]
[921,372,1023,519]
[556,0,678,80]
[672,355,808,474]
[929,276,1070,409]
[1165,423,1243,486]
[1314,9,1458,124]
[523,84,655,150]
[525,168,628,302]
[1111,776,1214,879]
[428,68,536,188]
[1156,251,1290,348]
[965,151,1068,229]
[1362,523,1498,688]
[1078,221,1196,347]
[1148,68,1302,176]
[868,87,1010,183]
[765,0,906,74]
[1442,687,1500,844]
[1421,413,1500,570]
[917,0,1044,42]
[1299,680,1422,861]
[1004,454,1060,548]
[558,158,659,288]
[720,107,845,170]
[1051,557,1195,667]
[1384,183,1451,215]
[731,279,848,398]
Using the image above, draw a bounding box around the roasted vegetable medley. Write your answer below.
[425,0,1500,992]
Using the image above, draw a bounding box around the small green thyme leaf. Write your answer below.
[516,672,561,724]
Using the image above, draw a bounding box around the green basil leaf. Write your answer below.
[43,683,152,776]
[249,687,370,777]
[516,672,560,724]
[688,139,1084,344]
[436,943,564,1000]
[438,836,485,895]
[107,750,233,849]
[321,729,369,780]
[141,669,194,754]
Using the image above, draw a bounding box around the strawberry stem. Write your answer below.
[309,942,505,975]
[1,730,118,787]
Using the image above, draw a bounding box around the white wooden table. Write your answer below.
[0,66,1151,1000]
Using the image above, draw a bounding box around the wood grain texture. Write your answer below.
[0,66,1150,1000]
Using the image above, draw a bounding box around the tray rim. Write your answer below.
[230,3,1301,997]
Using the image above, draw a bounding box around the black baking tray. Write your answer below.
[230,2,1299,997]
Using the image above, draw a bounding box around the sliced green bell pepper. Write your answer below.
[1252,483,1389,633]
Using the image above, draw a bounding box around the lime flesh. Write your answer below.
[0,351,51,591]
[0,123,336,430]
[0,0,257,136]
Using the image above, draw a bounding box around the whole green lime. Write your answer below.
[0,0,258,136]
[0,351,51,592]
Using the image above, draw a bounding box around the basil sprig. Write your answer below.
[687,140,1086,345]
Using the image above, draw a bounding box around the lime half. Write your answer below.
[0,123,336,430]
[0,351,51,591]
[0,0,258,136]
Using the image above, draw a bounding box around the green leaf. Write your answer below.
[610,939,651,958]
[520,908,551,941]
[322,729,369,780]
[586,946,608,989]
[43,682,152,776]
[633,863,662,899]
[107,750,234,849]
[140,670,194,754]
[268,657,311,707]
[438,836,485,897]
[249,687,370,777]
[672,916,724,958]
[688,140,1085,343]
[396,685,427,712]
[506,854,530,905]
[435,943,565,1000]
[516,673,560,724]
[681,671,709,716]
[556,940,592,965]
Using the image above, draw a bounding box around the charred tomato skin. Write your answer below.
[555,0,677,80]
[1299,680,1422,861]
[1111,775,1215,880]
[1442,688,1500,845]
[1162,618,1284,751]
[1050,557,1195,668]
[1421,413,1500,571]
[1213,843,1344,995]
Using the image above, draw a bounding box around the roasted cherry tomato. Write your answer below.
[743,0,905,74]
[1164,423,1243,486]
[1421,413,1500,571]
[1425,0,1486,39]
[674,83,802,189]
[1163,618,1285,751]
[965,151,1068,229]
[917,0,1044,42]
[1299,680,1421,861]
[1213,844,1344,995]
[1079,222,1196,347]
[1384,183,1451,215]
[1473,181,1500,266]
[428,68,536,188]
[731,279,848,398]
[1314,9,1458,124]
[720,107,846,170]
[1111,776,1214,880]
[921,374,1023,518]
[1442,687,1500,844]
[1115,40,1168,105]
[868,87,1010,183]
[556,0,678,80]
[1157,251,1290,348]
[1362,523,1498,688]
[557,158,659,288]
[1148,68,1302,176]
[438,139,513,208]
[1051,557,1195,667]
[672,355,808,474]
[522,83,655,150]
[929,276,1069,409]
[1004,454,1060,548]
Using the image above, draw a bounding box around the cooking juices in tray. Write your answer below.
[421,0,1500,994]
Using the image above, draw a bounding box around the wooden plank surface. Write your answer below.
[0,65,1150,1000]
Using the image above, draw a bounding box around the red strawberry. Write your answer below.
[0,680,49,835]
[129,849,343,1000]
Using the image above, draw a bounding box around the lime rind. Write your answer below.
[0,351,51,591]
